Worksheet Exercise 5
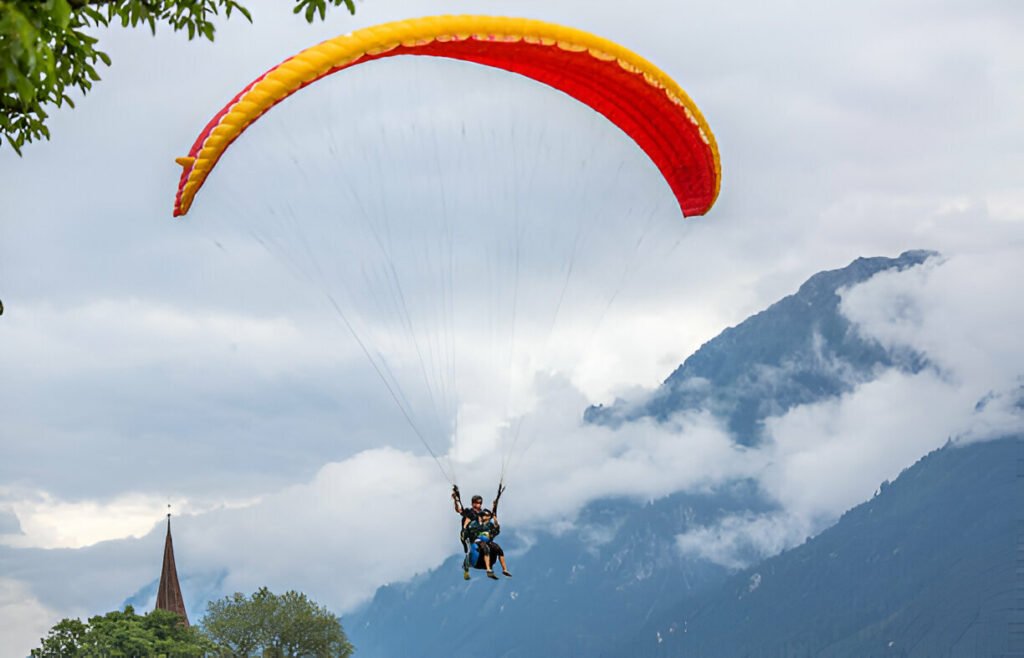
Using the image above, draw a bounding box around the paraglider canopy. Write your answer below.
[170,14,724,488]
[173,15,721,218]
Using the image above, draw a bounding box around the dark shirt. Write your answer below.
[461,508,481,525]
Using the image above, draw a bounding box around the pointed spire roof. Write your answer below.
[155,511,189,626]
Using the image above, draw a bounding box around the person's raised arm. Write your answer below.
[452,485,463,514]
[492,483,506,517]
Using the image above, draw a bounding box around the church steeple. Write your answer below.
[155,509,189,626]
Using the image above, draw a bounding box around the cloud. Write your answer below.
[841,250,1024,393]
[0,489,188,550]
[0,297,413,501]
[0,578,58,658]
[675,512,813,570]
[0,486,258,550]
[671,366,983,568]
[0,509,21,536]
[0,374,751,626]
[759,369,972,521]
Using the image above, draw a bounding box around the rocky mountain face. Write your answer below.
[585,250,933,443]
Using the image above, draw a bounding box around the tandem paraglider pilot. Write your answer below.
[452,485,511,581]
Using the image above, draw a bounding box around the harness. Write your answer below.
[453,483,507,554]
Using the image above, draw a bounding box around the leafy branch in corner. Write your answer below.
[0,0,357,154]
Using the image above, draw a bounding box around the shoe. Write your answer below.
[463,570,470,580]
[486,570,499,580]
[502,570,512,578]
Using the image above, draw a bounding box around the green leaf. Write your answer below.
[5,134,24,155]
[79,6,101,25]
[1,0,358,154]
[235,3,252,22]
[13,75,36,104]
[15,12,39,53]
[52,0,72,29]
[5,133,25,156]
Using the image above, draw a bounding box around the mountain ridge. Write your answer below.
[585,250,934,443]
[346,250,967,657]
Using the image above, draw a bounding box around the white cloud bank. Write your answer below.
[0,578,58,658]
[149,378,751,613]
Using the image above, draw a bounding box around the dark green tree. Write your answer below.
[0,0,356,154]
[202,587,353,658]
[201,590,274,657]
[29,617,87,657]
[31,605,214,657]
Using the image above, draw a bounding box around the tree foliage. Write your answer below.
[202,587,353,658]
[0,0,356,154]
[31,605,214,657]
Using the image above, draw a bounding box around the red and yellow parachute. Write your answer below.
[172,15,721,217]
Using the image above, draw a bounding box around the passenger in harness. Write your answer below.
[463,508,511,580]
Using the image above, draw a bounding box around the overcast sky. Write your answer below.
[1,0,1023,654]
